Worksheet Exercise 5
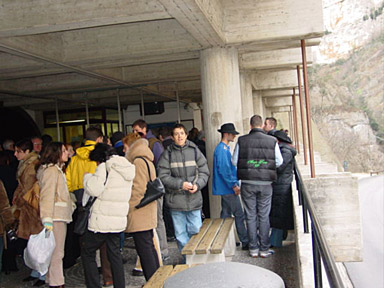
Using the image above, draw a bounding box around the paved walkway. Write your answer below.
[0,235,298,288]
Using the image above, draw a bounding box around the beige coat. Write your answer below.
[37,164,72,224]
[0,180,14,235]
[12,151,43,239]
[125,138,157,233]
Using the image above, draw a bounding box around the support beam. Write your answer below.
[292,89,300,153]
[297,65,308,165]
[240,73,254,134]
[200,47,243,218]
[250,70,298,90]
[301,40,315,178]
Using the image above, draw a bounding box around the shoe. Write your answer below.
[33,279,46,287]
[241,243,249,251]
[162,255,170,262]
[103,281,113,287]
[49,286,65,288]
[249,249,259,258]
[132,268,144,276]
[167,236,176,242]
[260,249,275,258]
[23,276,38,282]
[236,242,240,247]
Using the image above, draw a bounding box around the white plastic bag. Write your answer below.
[24,229,56,275]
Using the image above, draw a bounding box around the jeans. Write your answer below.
[81,230,125,288]
[270,228,284,247]
[241,183,272,251]
[170,210,202,251]
[221,194,249,245]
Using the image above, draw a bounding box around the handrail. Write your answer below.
[294,160,347,288]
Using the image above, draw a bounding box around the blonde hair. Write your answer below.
[122,133,142,147]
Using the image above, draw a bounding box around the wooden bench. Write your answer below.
[143,264,199,288]
[181,218,236,265]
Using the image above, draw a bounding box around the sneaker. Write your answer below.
[241,243,249,251]
[249,249,259,258]
[132,268,144,277]
[162,255,170,262]
[259,249,275,258]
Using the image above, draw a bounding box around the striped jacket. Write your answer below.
[158,140,209,211]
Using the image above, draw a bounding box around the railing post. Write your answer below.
[312,224,323,288]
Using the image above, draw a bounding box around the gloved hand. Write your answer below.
[43,222,53,232]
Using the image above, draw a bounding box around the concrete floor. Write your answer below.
[0,235,298,288]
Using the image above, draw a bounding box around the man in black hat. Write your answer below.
[232,115,283,258]
[212,123,249,250]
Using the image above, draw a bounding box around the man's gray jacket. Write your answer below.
[158,140,209,211]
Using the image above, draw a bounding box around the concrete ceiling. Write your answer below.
[0,0,324,112]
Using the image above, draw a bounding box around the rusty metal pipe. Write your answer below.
[301,39,315,178]
[297,65,308,165]
[292,88,300,153]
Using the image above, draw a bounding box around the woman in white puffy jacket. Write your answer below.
[81,143,135,288]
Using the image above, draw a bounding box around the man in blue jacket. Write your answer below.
[212,123,249,250]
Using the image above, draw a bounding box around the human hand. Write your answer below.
[189,184,198,193]
[44,222,53,232]
[233,186,241,196]
[182,182,193,191]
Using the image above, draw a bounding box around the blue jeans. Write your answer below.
[170,210,202,251]
[241,183,272,252]
[221,194,249,245]
[270,228,284,247]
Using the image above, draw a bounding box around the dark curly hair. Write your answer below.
[89,143,117,163]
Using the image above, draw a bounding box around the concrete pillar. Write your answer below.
[200,47,243,218]
[240,72,253,134]
[252,90,264,117]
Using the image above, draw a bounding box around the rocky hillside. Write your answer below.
[308,0,384,172]
[309,33,384,172]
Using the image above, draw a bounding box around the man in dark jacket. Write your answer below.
[158,124,210,253]
[263,117,277,136]
[232,115,283,258]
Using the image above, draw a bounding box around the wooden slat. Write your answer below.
[143,265,174,288]
[182,218,213,255]
[195,218,223,254]
[210,218,234,254]
[169,264,189,277]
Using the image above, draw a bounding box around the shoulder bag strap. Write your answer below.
[136,156,152,181]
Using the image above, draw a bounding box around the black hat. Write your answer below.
[217,123,239,135]
[271,130,292,144]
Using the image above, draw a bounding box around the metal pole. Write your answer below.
[55,98,60,141]
[140,91,145,120]
[292,88,300,153]
[301,40,316,178]
[85,92,90,128]
[297,65,308,165]
[116,89,122,131]
[312,224,323,288]
[175,82,181,124]
[288,107,293,139]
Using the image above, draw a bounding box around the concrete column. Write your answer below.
[252,90,264,117]
[200,47,243,218]
[240,72,253,134]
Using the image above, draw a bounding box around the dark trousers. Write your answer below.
[131,230,160,281]
[163,200,175,238]
[81,230,125,288]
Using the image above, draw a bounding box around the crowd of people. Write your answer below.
[0,115,296,287]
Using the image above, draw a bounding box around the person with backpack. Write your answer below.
[157,124,210,255]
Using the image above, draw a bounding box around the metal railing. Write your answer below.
[293,160,347,288]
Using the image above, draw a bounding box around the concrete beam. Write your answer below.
[158,0,225,46]
[264,96,292,108]
[240,47,312,71]
[261,89,294,98]
[0,0,171,37]
[223,0,324,44]
[250,70,298,90]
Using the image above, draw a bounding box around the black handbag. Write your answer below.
[73,196,97,235]
[135,157,165,209]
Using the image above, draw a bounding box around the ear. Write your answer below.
[96,136,103,143]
